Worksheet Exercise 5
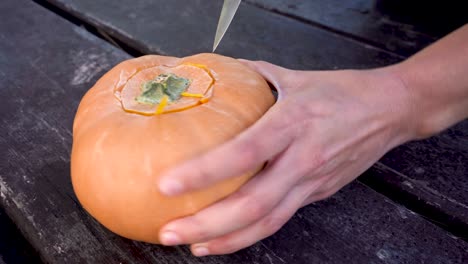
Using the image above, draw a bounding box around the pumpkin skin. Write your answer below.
[71,53,275,243]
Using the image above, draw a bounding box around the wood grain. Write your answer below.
[41,0,404,69]
[244,0,467,56]
[0,207,41,263]
[42,0,468,237]
[1,0,467,263]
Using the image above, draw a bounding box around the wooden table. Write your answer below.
[0,0,467,263]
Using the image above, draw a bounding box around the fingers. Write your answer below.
[158,106,293,196]
[238,60,296,99]
[190,183,309,256]
[298,152,378,208]
[159,146,304,245]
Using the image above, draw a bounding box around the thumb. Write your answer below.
[238,60,295,99]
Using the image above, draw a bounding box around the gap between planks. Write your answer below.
[31,0,466,243]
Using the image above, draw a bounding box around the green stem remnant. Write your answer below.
[136,73,191,105]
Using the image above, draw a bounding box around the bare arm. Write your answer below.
[391,24,468,138]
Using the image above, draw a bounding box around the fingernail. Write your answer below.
[159,178,183,196]
[193,246,209,257]
[160,231,182,245]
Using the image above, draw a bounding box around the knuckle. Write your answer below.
[323,177,339,191]
[301,177,328,197]
[310,152,327,171]
[239,142,259,168]
[241,195,272,222]
[192,229,210,242]
[188,165,211,188]
[317,188,339,201]
[209,238,243,255]
[187,219,211,242]
[190,155,219,182]
[165,217,212,244]
[297,152,327,177]
[255,60,270,68]
[260,214,288,235]
[232,139,263,172]
[315,193,332,202]
[297,158,315,176]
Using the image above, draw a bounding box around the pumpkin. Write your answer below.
[71,53,275,243]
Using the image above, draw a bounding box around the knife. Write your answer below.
[213,0,241,52]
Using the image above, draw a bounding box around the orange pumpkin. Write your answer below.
[71,53,275,243]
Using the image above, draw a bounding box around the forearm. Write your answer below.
[390,24,468,139]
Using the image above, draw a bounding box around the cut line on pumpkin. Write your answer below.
[115,63,216,116]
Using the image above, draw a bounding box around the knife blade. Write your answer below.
[213,0,241,52]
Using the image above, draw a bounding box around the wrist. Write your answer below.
[387,62,468,140]
[386,25,468,139]
[363,66,420,147]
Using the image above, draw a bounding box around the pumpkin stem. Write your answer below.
[135,73,191,105]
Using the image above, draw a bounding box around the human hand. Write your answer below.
[156,60,416,256]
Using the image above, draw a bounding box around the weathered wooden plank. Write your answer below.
[43,0,468,237]
[0,207,41,264]
[361,161,468,239]
[244,0,467,56]
[1,0,468,263]
[381,121,468,231]
[41,0,404,69]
